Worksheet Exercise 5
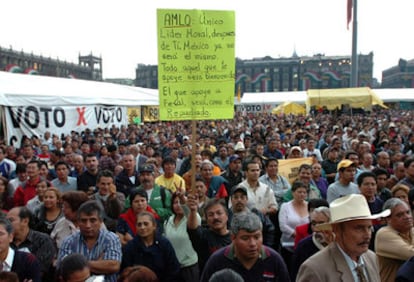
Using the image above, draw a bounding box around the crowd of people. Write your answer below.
[0,108,413,281]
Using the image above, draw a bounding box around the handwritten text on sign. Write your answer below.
[157,9,235,121]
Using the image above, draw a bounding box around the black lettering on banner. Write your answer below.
[24,106,39,129]
[116,107,122,122]
[9,136,17,147]
[8,107,23,128]
[54,107,65,127]
[95,107,122,124]
[39,107,52,127]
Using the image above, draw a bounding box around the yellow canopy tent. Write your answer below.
[272,101,306,115]
[306,87,387,112]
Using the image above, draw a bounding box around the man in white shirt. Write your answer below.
[236,159,278,216]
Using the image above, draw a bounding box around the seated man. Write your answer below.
[90,169,125,232]
[57,200,122,282]
[375,198,414,281]
[58,253,93,282]
[7,206,55,280]
[0,217,40,282]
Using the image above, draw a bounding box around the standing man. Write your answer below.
[52,160,77,193]
[375,198,414,281]
[327,160,359,203]
[297,194,390,281]
[13,160,41,206]
[259,157,291,206]
[77,153,100,195]
[398,158,414,190]
[69,153,85,178]
[136,164,172,223]
[237,160,278,216]
[200,212,289,282]
[115,153,140,197]
[155,156,185,193]
[57,200,122,282]
[221,154,243,196]
[322,147,339,184]
[228,186,275,247]
[187,197,231,272]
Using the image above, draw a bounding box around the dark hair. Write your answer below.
[96,169,114,183]
[171,192,181,216]
[38,160,48,169]
[137,211,157,226]
[130,188,148,202]
[84,153,97,161]
[308,198,329,212]
[15,163,27,174]
[298,163,312,172]
[345,150,359,159]
[404,158,414,169]
[200,149,213,159]
[357,171,377,186]
[107,144,117,153]
[203,198,228,216]
[59,253,89,282]
[242,159,257,171]
[17,206,34,226]
[372,167,389,178]
[162,156,176,168]
[55,160,70,170]
[0,176,9,209]
[27,160,41,169]
[62,191,89,211]
[264,157,278,168]
[77,200,104,220]
[0,271,18,282]
[291,180,309,192]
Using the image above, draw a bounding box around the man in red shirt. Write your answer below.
[13,160,40,206]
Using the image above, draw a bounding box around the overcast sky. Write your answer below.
[2,0,413,82]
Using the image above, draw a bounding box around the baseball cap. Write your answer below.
[231,185,248,196]
[183,136,190,141]
[229,154,241,163]
[337,159,355,171]
[139,164,154,174]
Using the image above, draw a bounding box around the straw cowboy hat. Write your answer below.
[317,194,390,231]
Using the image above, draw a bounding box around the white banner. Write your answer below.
[5,105,127,146]
[236,103,276,113]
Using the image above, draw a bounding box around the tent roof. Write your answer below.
[0,71,159,106]
[307,87,385,110]
[241,87,414,107]
[241,91,307,104]
[272,101,306,115]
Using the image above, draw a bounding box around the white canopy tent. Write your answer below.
[0,71,159,145]
[241,88,414,108]
[241,90,307,105]
[0,71,159,106]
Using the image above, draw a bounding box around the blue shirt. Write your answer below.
[58,229,122,282]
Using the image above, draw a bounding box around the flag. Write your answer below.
[347,0,353,29]
[237,84,241,102]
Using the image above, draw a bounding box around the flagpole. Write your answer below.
[350,0,358,87]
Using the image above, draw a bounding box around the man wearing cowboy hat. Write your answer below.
[297,194,390,282]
